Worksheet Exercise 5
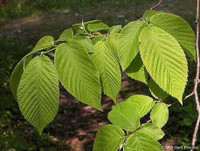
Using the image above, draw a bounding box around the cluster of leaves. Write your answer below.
[10,10,195,150]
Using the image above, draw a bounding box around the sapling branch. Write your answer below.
[150,0,163,10]
[190,0,200,150]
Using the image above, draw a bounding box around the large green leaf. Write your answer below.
[118,21,145,70]
[139,26,188,103]
[150,13,196,60]
[124,132,163,151]
[125,95,155,117]
[10,55,32,100]
[150,102,169,128]
[91,41,121,102]
[93,124,125,151]
[137,123,164,140]
[55,40,102,110]
[57,28,74,42]
[32,36,54,52]
[125,53,147,83]
[148,79,168,100]
[108,101,140,131]
[10,36,54,100]
[17,56,59,134]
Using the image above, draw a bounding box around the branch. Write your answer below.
[191,0,200,150]
[150,0,163,10]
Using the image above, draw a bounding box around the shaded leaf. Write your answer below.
[148,79,168,100]
[125,53,146,83]
[10,55,32,100]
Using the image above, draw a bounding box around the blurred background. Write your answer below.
[0,0,199,150]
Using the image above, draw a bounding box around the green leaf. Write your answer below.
[93,124,125,151]
[72,20,101,31]
[139,26,188,104]
[87,21,109,32]
[17,56,59,134]
[150,102,169,128]
[76,36,94,53]
[108,25,122,35]
[10,55,32,100]
[143,10,164,22]
[92,35,106,45]
[91,41,121,102]
[58,28,74,41]
[75,29,85,35]
[32,36,54,52]
[108,101,140,131]
[106,33,120,58]
[55,40,102,110]
[150,13,196,61]
[125,53,147,83]
[148,79,168,100]
[125,95,155,117]
[124,131,163,151]
[137,123,165,140]
[118,21,145,70]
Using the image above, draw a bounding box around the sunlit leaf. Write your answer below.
[118,21,145,70]
[55,40,102,110]
[17,56,59,134]
[150,102,169,128]
[124,131,163,151]
[93,124,125,151]
[126,95,155,117]
[150,13,196,60]
[58,28,74,41]
[108,101,140,131]
[139,26,188,103]
[137,123,165,140]
[32,36,54,52]
[91,41,121,101]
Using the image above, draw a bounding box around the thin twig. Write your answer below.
[184,91,194,100]
[191,0,200,150]
[150,0,163,10]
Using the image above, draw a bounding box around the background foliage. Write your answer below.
[0,0,199,150]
